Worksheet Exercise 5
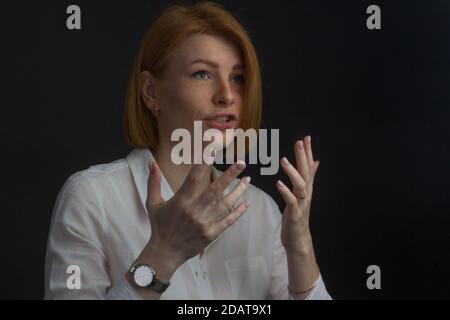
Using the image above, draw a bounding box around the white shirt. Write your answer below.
[44,148,331,300]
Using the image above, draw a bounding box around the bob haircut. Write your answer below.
[124,1,262,150]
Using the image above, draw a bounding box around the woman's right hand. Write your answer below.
[142,160,251,268]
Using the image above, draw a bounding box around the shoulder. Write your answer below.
[59,156,132,200]
[52,155,134,226]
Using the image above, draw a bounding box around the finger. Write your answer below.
[294,139,311,182]
[147,161,164,207]
[311,160,320,185]
[211,200,250,235]
[210,176,251,221]
[304,135,315,171]
[276,179,299,206]
[307,160,320,197]
[178,163,212,199]
[312,160,320,175]
[280,157,308,199]
[197,160,246,206]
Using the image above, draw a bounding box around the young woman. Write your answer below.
[44,2,331,300]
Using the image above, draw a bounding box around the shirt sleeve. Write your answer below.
[266,198,332,300]
[302,274,332,300]
[44,173,141,300]
[103,276,142,300]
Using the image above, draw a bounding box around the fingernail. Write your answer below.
[281,157,289,165]
[236,160,246,170]
[297,141,304,150]
[307,135,311,144]
[243,176,251,185]
[245,201,251,208]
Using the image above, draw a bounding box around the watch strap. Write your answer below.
[151,278,170,292]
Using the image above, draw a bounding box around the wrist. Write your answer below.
[137,242,182,282]
[284,232,315,256]
[288,264,321,299]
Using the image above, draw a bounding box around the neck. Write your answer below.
[151,142,213,195]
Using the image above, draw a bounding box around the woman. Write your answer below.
[44,2,331,300]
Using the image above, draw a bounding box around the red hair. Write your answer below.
[124,1,262,149]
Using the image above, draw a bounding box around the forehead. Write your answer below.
[170,33,243,68]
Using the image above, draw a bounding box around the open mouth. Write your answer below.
[214,115,232,123]
[205,114,237,130]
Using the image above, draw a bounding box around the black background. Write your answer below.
[2,0,450,299]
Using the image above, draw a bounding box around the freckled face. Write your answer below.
[152,33,245,153]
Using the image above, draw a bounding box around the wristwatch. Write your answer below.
[129,261,170,293]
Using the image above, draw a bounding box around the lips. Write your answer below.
[205,114,237,131]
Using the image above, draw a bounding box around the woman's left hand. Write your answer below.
[276,135,320,253]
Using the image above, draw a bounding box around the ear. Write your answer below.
[140,70,160,114]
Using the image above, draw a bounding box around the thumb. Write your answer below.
[147,161,164,209]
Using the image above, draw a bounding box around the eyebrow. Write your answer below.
[188,58,244,70]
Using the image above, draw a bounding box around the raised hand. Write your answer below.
[276,135,320,253]
[144,159,251,267]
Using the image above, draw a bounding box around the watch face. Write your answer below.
[133,264,154,287]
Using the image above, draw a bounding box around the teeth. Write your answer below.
[215,116,229,123]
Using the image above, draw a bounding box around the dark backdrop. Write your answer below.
[2,0,450,299]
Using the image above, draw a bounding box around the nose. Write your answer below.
[212,78,235,108]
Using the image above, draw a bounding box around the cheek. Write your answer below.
[158,84,211,137]
[163,81,210,118]
[235,85,244,105]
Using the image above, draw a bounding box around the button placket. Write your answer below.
[198,254,208,279]
[192,253,214,298]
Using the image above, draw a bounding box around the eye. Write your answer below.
[191,70,211,80]
[231,74,245,84]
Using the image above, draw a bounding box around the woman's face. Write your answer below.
[141,33,245,156]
